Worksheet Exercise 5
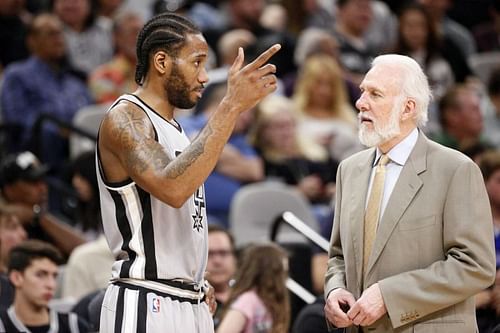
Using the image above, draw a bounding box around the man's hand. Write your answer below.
[224,44,281,113]
[347,283,387,327]
[324,288,356,328]
[204,280,217,315]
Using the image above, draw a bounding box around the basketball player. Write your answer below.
[96,13,280,333]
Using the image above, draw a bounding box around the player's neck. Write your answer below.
[134,87,175,120]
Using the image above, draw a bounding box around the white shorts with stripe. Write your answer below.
[99,281,214,333]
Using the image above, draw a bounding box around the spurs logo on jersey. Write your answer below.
[192,187,205,232]
[175,150,206,232]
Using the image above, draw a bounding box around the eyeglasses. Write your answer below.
[208,250,234,258]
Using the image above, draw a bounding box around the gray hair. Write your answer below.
[372,54,432,127]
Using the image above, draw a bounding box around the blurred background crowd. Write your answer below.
[0,0,500,332]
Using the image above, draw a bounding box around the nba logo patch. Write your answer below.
[152,297,160,313]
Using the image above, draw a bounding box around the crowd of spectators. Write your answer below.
[1,0,500,332]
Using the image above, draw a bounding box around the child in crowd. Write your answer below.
[217,243,290,333]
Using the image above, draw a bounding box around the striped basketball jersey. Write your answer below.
[96,94,208,290]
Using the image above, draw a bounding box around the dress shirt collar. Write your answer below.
[373,127,419,167]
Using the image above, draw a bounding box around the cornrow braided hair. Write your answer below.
[135,13,200,85]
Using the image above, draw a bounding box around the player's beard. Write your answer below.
[358,99,403,147]
[164,63,197,110]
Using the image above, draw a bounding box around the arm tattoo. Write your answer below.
[111,106,171,174]
[166,124,214,179]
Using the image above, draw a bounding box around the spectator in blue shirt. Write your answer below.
[1,13,92,166]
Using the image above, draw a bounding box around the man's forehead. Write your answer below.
[28,257,58,270]
[181,33,209,56]
[362,65,401,91]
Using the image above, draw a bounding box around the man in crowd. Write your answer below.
[0,239,89,332]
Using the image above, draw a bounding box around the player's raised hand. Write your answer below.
[224,44,281,113]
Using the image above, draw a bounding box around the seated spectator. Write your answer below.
[330,0,376,85]
[432,84,494,154]
[327,0,397,56]
[292,55,361,160]
[0,240,89,332]
[0,13,92,165]
[88,11,143,104]
[393,3,455,102]
[250,95,337,207]
[207,225,237,329]
[286,27,360,107]
[0,209,27,310]
[0,151,86,257]
[217,243,290,333]
[52,0,113,77]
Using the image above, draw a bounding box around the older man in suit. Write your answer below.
[324,54,496,333]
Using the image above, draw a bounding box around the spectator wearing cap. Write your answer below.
[0,151,86,257]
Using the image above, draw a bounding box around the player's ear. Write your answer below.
[153,51,171,75]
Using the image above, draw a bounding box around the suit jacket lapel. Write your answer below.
[365,132,428,279]
[350,149,376,291]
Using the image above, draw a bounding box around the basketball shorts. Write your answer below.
[99,280,214,333]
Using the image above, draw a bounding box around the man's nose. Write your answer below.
[47,276,57,291]
[355,94,368,112]
[199,66,209,84]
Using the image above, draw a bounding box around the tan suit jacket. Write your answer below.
[325,132,496,332]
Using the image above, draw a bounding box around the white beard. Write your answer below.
[358,102,403,147]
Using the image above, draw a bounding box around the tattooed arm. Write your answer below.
[99,44,281,207]
[98,99,240,207]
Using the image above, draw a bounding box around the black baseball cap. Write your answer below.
[0,151,49,186]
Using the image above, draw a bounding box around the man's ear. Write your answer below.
[401,98,416,120]
[152,51,171,75]
[9,270,23,288]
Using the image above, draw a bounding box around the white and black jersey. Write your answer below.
[0,306,88,333]
[96,94,208,291]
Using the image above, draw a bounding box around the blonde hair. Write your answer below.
[293,55,356,125]
[223,243,290,333]
[249,95,328,162]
